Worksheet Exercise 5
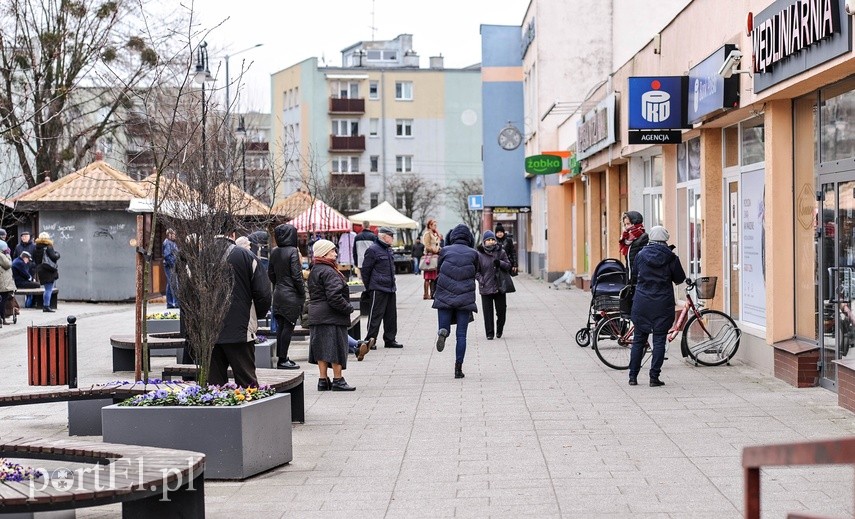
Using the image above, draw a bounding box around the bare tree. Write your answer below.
[445,178,483,243]
[387,174,440,243]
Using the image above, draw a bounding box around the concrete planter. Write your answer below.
[348,284,364,294]
[102,393,292,480]
[172,339,275,368]
[147,319,181,356]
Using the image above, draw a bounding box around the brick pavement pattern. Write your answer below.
[0,274,853,518]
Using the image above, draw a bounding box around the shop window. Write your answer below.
[677,138,701,183]
[741,115,765,166]
[820,77,855,163]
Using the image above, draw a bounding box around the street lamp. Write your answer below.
[194,41,215,172]
[236,116,247,192]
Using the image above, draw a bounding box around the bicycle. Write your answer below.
[591,277,741,370]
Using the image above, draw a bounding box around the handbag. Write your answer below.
[619,284,635,317]
[40,251,58,271]
[496,269,516,294]
[419,253,438,271]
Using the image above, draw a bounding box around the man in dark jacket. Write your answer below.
[352,222,377,271]
[432,224,480,379]
[13,231,36,261]
[268,224,305,369]
[210,235,272,387]
[494,223,517,275]
[12,252,39,308]
[411,238,425,275]
[361,227,403,348]
[628,226,685,388]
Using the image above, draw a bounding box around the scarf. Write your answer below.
[619,223,646,257]
[313,256,345,281]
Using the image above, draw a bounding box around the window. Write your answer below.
[677,138,701,183]
[332,156,360,173]
[370,155,379,172]
[369,81,379,100]
[396,192,406,210]
[369,118,379,137]
[396,119,413,137]
[367,50,397,61]
[332,120,358,136]
[395,81,413,100]
[370,192,379,207]
[395,155,413,172]
[642,155,664,227]
[332,81,359,98]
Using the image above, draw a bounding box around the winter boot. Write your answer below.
[423,280,431,300]
[455,362,464,379]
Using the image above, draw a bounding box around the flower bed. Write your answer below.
[118,383,276,407]
[0,459,40,482]
[146,311,179,320]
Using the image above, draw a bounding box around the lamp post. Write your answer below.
[224,43,263,123]
[194,41,215,172]
[236,116,247,192]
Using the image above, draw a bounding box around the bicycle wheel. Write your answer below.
[593,315,633,370]
[682,309,740,366]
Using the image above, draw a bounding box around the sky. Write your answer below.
[197,0,530,112]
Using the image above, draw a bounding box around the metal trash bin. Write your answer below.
[27,317,77,387]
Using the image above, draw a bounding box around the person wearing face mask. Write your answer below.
[475,231,512,340]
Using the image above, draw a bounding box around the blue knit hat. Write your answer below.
[482,230,496,241]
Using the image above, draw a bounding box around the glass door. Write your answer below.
[818,178,855,389]
[726,179,740,318]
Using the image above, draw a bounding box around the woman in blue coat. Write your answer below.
[629,226,686,387]
[432,224,479,379]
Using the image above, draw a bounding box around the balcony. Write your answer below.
[329,135,365,152]
[329,97,365,114]
[330,173,365,188]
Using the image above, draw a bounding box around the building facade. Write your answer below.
[270,34,483,233]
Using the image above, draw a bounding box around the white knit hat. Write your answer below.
[312,239,336,258]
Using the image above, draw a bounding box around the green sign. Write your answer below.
[525,154,562,175]
[568,155,582,177]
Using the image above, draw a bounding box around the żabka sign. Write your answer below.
[525,155,563,175]
[750,0,839,74]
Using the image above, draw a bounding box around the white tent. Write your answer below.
[347,201,419,229]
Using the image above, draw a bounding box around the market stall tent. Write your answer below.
[347,201,418,229]
[288,199,351,233]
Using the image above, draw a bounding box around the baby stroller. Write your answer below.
[575,258,627,347]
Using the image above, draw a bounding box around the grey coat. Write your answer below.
[475,245,511,296]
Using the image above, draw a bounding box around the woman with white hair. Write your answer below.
[628,225,685,387]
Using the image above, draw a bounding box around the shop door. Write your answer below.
[818,178,855,389]
[726,179,740,318]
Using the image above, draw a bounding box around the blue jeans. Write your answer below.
[42,281,54,309]
[437,308,471,364]
[413,258,421,275]
[629,329,667,379]
[164,267,178,307]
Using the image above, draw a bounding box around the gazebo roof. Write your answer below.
[288,199,351,234]
[16,161,146,211]
[214,183,270,216]
[270,191,313,220]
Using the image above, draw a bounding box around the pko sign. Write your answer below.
[627,76,688,145]
[525,155,563,175]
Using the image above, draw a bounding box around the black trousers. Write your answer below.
[365,290,398,346]
[481,293,507,337]
[274,315,296,360]
[209,341,258,388]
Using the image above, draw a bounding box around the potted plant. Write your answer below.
[102,384,292,479]
[145,311,180,334]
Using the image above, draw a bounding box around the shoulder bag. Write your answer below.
[496,269,516,294]
[419,253,438,271]
[41,250,58,271]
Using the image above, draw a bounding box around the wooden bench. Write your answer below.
[15,287,58,310]
[0,437,204,517]
[160,365,305,423]
[0,381,194,436]
[110,334,186,372]
[258,313,362,341]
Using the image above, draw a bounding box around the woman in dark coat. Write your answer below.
[620,211,648,283]
[476,230,511,340]
[33,232,60,313]
[629,226,686,387]
[268,224,305,369]
[307,239,356,391]
[432,224,479,379]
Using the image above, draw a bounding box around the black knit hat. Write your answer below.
[495,223,505,234]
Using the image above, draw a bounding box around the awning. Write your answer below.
[347,201,419,229]
[288,200,352,233]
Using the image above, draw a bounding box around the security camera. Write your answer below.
[718,49,743,78]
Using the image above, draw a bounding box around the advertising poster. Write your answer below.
[741,168,766,326]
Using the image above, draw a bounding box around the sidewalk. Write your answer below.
[1,275,854,518]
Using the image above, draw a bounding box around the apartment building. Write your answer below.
[270,34,482,231]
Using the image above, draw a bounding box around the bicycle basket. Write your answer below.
[695,276,718,299]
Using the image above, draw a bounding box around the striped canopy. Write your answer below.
[288,199,351,233]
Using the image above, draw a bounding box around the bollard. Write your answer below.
[67,316,77,389]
